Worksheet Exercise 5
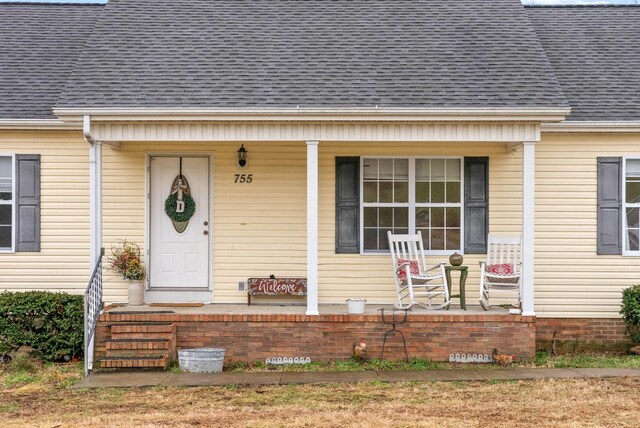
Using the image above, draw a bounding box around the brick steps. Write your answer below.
[99,322,177,370]
[101,355,171,369]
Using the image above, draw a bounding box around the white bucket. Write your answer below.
[346,298,367,314]
[178,348,225,373]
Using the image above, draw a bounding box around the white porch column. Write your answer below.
[521,141,535,316]
[89,141,102,268]
[306,141,319,316]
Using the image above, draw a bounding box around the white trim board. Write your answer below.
[83,121,542,143]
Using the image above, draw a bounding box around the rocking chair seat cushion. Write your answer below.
[397,259,419,283]
[486,263,519,284]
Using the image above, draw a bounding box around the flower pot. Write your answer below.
[179,348,225,373]
[346,298,367,314]
[128,280,145,306]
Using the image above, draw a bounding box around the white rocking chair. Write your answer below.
[479,234,522,311]
[388,231,450,310]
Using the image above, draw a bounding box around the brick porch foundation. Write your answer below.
[535,318,631,353]
[95,312,536,363]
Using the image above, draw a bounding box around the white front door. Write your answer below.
[149,156,210,289]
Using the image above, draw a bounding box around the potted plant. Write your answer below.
[109,240,146,306]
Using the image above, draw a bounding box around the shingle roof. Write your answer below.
[55,0,568,110]
[526,6,640,122]
[0,3,102,119]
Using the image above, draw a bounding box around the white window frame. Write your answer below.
[622,156,640,256]
[359,156,464,256]
[0,153,15,253]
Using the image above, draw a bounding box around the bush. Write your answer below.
[0,291,84,361]
[620,284,640,344]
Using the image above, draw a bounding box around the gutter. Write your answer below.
[0,119,82,130]
[54,107,571,123]
[542,121,640,133]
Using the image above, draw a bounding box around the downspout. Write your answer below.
[84,115,102,373]
[84,115,102,267]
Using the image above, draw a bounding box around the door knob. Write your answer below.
[203,230,209,235]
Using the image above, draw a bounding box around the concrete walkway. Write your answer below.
[73,367,640,389]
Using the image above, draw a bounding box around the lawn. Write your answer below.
[1,354,639,427]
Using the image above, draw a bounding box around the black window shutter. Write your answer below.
[15,154,41,252]
[597,157,622,255]
[335,157,360,253]
[464,157,489,254]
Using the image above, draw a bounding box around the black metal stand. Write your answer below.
[378,308,411,362]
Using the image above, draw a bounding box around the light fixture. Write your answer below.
[237,144,248,168]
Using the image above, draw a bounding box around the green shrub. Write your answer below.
[620,284,640,344]
[0,291,84,361]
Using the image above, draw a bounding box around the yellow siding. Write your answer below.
[535,133,640,318]
[0,130,89,295]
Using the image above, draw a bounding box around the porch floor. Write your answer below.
[106,303,510,316]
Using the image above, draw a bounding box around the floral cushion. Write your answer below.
[397,259,420,283]
[486,263,518,284]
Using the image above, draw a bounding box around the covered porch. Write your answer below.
[71,108,564,369]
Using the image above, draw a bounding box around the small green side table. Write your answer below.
[444,265,468,310]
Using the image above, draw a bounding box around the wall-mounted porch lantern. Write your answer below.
[237,144,248,169]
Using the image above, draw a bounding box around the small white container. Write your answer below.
[345,298,367,314]
[178,348,225,373]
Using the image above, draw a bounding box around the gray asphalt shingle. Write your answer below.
[527,6,640,121]
[55,0,568,110]
[0,3,102,119]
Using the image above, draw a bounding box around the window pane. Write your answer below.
[627,229,640,252]
[0,226,10,248]
[379,207,393,227]
[417,228,429,249]
[626,159,640,178]
[394,182,408,203]
[379,159,393,180]
[0,205,11,226]
[446,229,460,250]
[431,229,445,250]
[394,159,409,180]
[363,159,378,179]
[379,229,391,251]
[431,207,445,228]
[364,207,377,227]
[446,159,460,181]
[626,179,640,204]
[446,182,460,203]
[394,207,408,228]
[446,207,460,228]
[379,182,393,203]
[0,178,11,200]
[415,208,430,228]
[364,229,378,251]
[431,182,445,203]
[627,208,639,229]
[363,182,377,203]
[0,157,11,179]
[431,159,445,180]
[415,159,430,181]
[415,181,429,203]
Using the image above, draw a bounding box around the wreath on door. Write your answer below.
[164,157,196,232]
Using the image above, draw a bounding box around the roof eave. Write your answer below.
[542,121,640,133]
[0,119,82,130]
[52,107,571,123]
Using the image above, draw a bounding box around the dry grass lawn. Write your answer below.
[0,361,639,428]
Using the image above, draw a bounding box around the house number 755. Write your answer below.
[234,174,253,183]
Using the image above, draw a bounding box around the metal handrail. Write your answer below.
[84,247,105,376]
